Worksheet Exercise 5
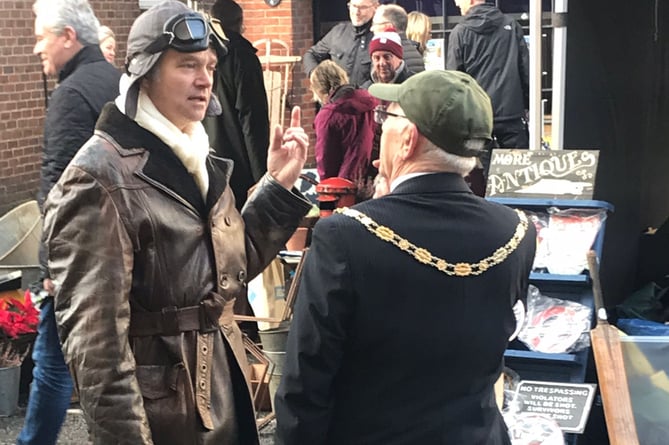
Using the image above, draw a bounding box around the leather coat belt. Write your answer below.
[129,293,226,337]
[129,293,229,430]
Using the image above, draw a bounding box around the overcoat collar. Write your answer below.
[95,103,233,216]
[58,45,106,83]
[391,172,475,196]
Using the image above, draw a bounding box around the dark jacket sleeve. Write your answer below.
[303,30,335,76]
[515,23,530,109]
[445,26,464,71]
[234,49,270,181]
[38,86,99,281]
[274,217,355,444]
[241,174,313,280]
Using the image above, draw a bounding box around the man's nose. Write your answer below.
[196,70,213,88]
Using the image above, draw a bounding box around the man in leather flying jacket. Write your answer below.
[42,2,311,444]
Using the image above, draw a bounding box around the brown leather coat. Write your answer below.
[43,104,311,445]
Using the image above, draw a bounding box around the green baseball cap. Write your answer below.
[368,70,493,157]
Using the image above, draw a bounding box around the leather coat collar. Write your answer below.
[95,103,234,216]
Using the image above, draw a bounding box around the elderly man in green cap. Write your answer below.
[275,70,536,445]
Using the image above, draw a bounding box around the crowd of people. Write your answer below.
[18,0,534,444]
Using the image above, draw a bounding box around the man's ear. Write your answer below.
[399,122,420,160]
[61,25,78,49]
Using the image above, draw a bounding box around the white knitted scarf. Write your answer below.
[130,89,210,199]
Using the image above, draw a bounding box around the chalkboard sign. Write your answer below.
[516,380,597,433]
[485,149,599,199]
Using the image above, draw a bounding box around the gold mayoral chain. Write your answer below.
[335,207,529,277]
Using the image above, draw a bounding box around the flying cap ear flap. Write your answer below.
[208,17,229,58]
[206,94,222,116]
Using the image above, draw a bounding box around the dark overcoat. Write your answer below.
[275,173,536,445]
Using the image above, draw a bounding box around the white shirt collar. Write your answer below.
[390,172,435,192]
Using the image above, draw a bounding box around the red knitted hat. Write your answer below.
[369,26,403,59]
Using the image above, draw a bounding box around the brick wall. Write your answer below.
[0,0,315,215]
[0,1,45,215]
[0,0,142,216]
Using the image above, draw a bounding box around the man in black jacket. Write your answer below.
[18,1,119,444]
[275,70,535,445]
[303,0,379,88]
[447,0,529,150]
[203,0,269,210]
[371,3,425,74]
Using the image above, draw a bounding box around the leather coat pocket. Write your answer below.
[136,364,197,445]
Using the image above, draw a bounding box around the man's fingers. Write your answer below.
[270,124,283,152]
[289,106,301,129]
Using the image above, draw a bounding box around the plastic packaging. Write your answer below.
[502,367,565,445]
[526,207,607,275]
[518,285,592,353]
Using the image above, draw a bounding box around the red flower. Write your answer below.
[0,290,39,340]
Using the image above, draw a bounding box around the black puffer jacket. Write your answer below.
[400,32,425,74]
[303,21,374,88]
[38,45,120,208]
[38,45,120,280]
[446,4,529,123]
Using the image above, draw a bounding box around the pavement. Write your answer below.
[0,397,277,444]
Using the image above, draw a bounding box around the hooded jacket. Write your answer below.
[446,3,529,123]
[314,85,378,183]
[43,103,311,445]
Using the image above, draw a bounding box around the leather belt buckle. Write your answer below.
[161,306,180,335]
[199,302,218,334]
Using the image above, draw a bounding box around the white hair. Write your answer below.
[33,0,100,46]
[422,139,477,176]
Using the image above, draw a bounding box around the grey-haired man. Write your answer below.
[275,71,536,444]
[18,1,119,444]
[42,1,311,443]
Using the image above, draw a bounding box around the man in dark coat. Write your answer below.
[18,1,120,444]
[275,70,536,445]
[203,0,270,210]
[303,0,379,88]
[447,0,530,149]
[371,3,425,73]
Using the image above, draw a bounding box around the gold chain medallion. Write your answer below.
[335,207,528,276]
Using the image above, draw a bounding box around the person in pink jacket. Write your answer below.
[310,60,378,199]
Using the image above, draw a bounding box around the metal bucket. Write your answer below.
[258,326,290,352]
[265,350,287,413]
[0,364,21,417]
[264,350,286,376]
[269,373,281,413]
[0,200,41,266]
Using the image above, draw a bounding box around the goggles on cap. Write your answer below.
[144,12,210,54]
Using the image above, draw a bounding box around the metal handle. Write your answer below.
[586,250,608,324]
